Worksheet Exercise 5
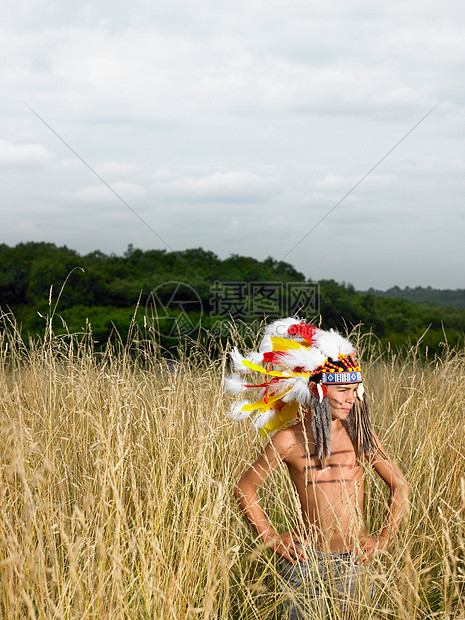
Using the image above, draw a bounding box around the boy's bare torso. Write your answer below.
[235,389,407,564]
[281,419,366,553]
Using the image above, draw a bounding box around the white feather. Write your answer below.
[223,373,246,395]
[252,408,277,429]
[264,317,300,338]
[230,346,266,374]
[230,347,252,373]
[247,351,264,364]
[272,377,295,393]
[259,335,272,352]
[227,400,253,420]
[314,329,355,360]
[281,377,312,405]
[279,347,326,372]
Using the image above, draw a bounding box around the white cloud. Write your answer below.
[314,174,346,189]
[96,162,137,177]
[152,170,278,203]
[0,11,440,123]
[69,182,146,203]
[0,139,54,167]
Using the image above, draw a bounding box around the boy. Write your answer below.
[226,318,408,618]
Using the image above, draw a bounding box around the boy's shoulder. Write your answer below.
[269,422,308,460]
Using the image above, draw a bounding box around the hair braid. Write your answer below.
[309,394,332,468]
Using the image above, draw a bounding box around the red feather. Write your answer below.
[287,322,319,343]
[262,351,285,364]
[242,377,283,389]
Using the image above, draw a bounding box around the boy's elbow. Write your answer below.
[234,475,254,505]
[397,478,410,509]
[234,478,247,502]
[390,473,409,507]
[399,474,409,498]
[403,481,410,503]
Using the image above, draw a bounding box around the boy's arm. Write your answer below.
[365,435,409,559]
[234,429,306,563]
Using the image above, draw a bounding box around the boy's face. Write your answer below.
[325,383,358,420]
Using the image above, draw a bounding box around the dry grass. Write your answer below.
[0,313,464,619]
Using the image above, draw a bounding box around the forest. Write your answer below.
[1,241,464,352]
[367,285,465,309]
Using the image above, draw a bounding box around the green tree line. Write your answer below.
[366,285,465,309]
[1,241,464,352]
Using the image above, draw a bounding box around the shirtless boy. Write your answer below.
[226,318,409,618]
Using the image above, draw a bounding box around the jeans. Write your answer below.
[281,547,368,619]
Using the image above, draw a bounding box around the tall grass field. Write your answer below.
[0,313,464,618]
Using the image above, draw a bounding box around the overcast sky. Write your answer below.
[1,0,464,289]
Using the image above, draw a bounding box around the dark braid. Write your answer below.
[309,388,385,467]
[346,392,378,458]
[309,393,332,468]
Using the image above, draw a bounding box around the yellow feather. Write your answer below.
[270,336,307,351]
[241,359,310,379]
[241,359,293,377]
[241,388,292,412]
[259,402,300,435]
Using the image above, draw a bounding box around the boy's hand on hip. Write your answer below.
[269,532,307,564]
[359,535,383,563]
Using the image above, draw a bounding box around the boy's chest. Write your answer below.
[287,436,362,486]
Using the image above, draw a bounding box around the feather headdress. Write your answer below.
[224,317,376,466]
